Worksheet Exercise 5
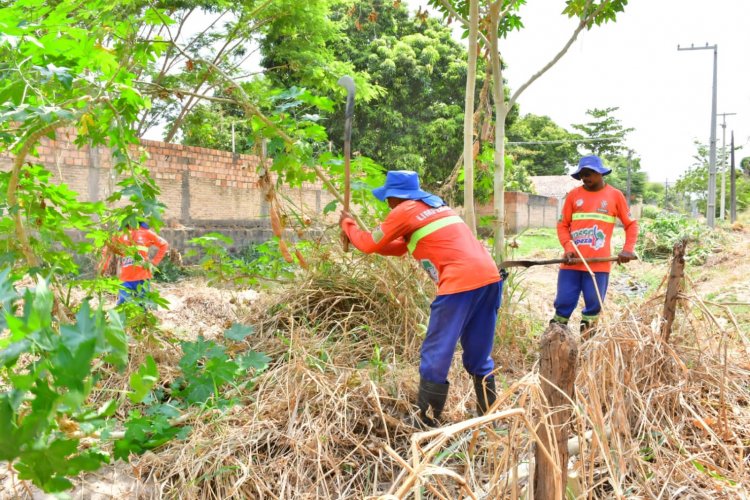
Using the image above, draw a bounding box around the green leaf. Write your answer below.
[224,323,254,342]
[238,351,271,371]
[323,200,338,214]
[128,356,159,404]
[0,338,32,368]
[144,7,175,26]
[0,394,22,460]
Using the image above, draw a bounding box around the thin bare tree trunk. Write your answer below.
[488,5,507,261]
[462,0,479,234]
[662,239,687,342]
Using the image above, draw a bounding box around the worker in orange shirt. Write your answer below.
[552,155,638,338]
[340,170,504,428]
[102,220,169,306]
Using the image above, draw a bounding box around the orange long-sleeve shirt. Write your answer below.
[104,227,169,282]
[340,201,500,295]
[557,184,638,273]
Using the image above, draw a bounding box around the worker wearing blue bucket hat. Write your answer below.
[371,170,445,208]
[340,170,504,428]
[551,155,638,339]
[570,154,612,180]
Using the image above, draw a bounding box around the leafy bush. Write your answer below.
[186,233,300,288]
[636,212,723,264]
[640,204,662,220]
[0,271,129,492]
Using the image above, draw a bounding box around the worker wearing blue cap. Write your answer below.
[551,155,639,338]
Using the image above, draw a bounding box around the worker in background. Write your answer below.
[102,220,169,306]
[551,155,638,338]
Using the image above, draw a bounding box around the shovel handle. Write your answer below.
[499,255,636,268]
[338,75,355,253]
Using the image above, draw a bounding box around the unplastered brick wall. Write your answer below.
[0,129,335,231]
[476,192,560,234]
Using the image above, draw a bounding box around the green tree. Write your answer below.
[571,106,633,157]
[261,0,480,191]
[506,113,582,175]
[642,181,665,206]
[605,153,647,203]
[675,141,750,218]
[0,0,171,491]
[135,0,373,143]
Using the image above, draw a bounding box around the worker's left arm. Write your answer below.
[616,193,638,263]
[147,231,169,266]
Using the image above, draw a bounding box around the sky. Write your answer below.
[409,0,750,184]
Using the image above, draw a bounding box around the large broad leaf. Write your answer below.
[0,395,22,461]
[238,351,271,372]
[0,338,32,368]
[128,356,159,404]
[224,323,254,342]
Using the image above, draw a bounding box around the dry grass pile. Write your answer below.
[119,257,748,498]
[248,256,433,359]
[381,284,750,498]
[126,257,437,498]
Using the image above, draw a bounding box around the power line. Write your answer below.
[506,137,623,145]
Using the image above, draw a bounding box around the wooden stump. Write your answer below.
[534,322,578,500]
[662,239,687,343]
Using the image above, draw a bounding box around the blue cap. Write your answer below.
[372,170,444,208]
[570,155,611,180]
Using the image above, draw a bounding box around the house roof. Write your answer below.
[530,175,582,199]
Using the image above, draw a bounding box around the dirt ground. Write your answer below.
[2,229,749,499]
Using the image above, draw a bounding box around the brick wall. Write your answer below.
[477,192,560,234]
[0,130,335,250]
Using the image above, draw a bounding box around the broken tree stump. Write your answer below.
[662,239,687,343]
[534,322,578,500]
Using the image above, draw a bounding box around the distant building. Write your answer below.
[530,175,582,214]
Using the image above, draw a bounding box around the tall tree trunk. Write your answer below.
[462,0,479,234]
[488,6,507,262]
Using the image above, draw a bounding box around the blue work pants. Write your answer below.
[419,281,503,384]
[553,270,609,323]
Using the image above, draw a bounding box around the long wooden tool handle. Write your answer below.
[499,255,636,268]
[338,76,355,252]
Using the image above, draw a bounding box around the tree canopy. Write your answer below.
[506,113,582,176]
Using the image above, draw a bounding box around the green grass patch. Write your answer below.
[506,228,560,258]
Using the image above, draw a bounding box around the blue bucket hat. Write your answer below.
[570,155,611,180]
[372,170,444,208]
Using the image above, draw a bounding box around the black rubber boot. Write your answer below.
[549,316,569,327]
[580,321,594,341]
[416,378,449,428]
[473,374,497,415]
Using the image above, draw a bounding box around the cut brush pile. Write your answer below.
[125,254,748,498]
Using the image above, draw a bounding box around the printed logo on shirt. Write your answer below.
[597,200,609,214]
[575,199,584,207]
[571,224,606,250]
[415,205,450,221]
[420,259,439,283]
[372,225,384,243]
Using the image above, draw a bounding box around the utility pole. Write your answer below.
[664,179,669,210]
[717,112,736,220]
[730,131,737,223]
[678,43,718,227]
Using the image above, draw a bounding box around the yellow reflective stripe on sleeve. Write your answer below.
[407,215,463,254]
[572,212,616,223]
[135,245,149,252]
